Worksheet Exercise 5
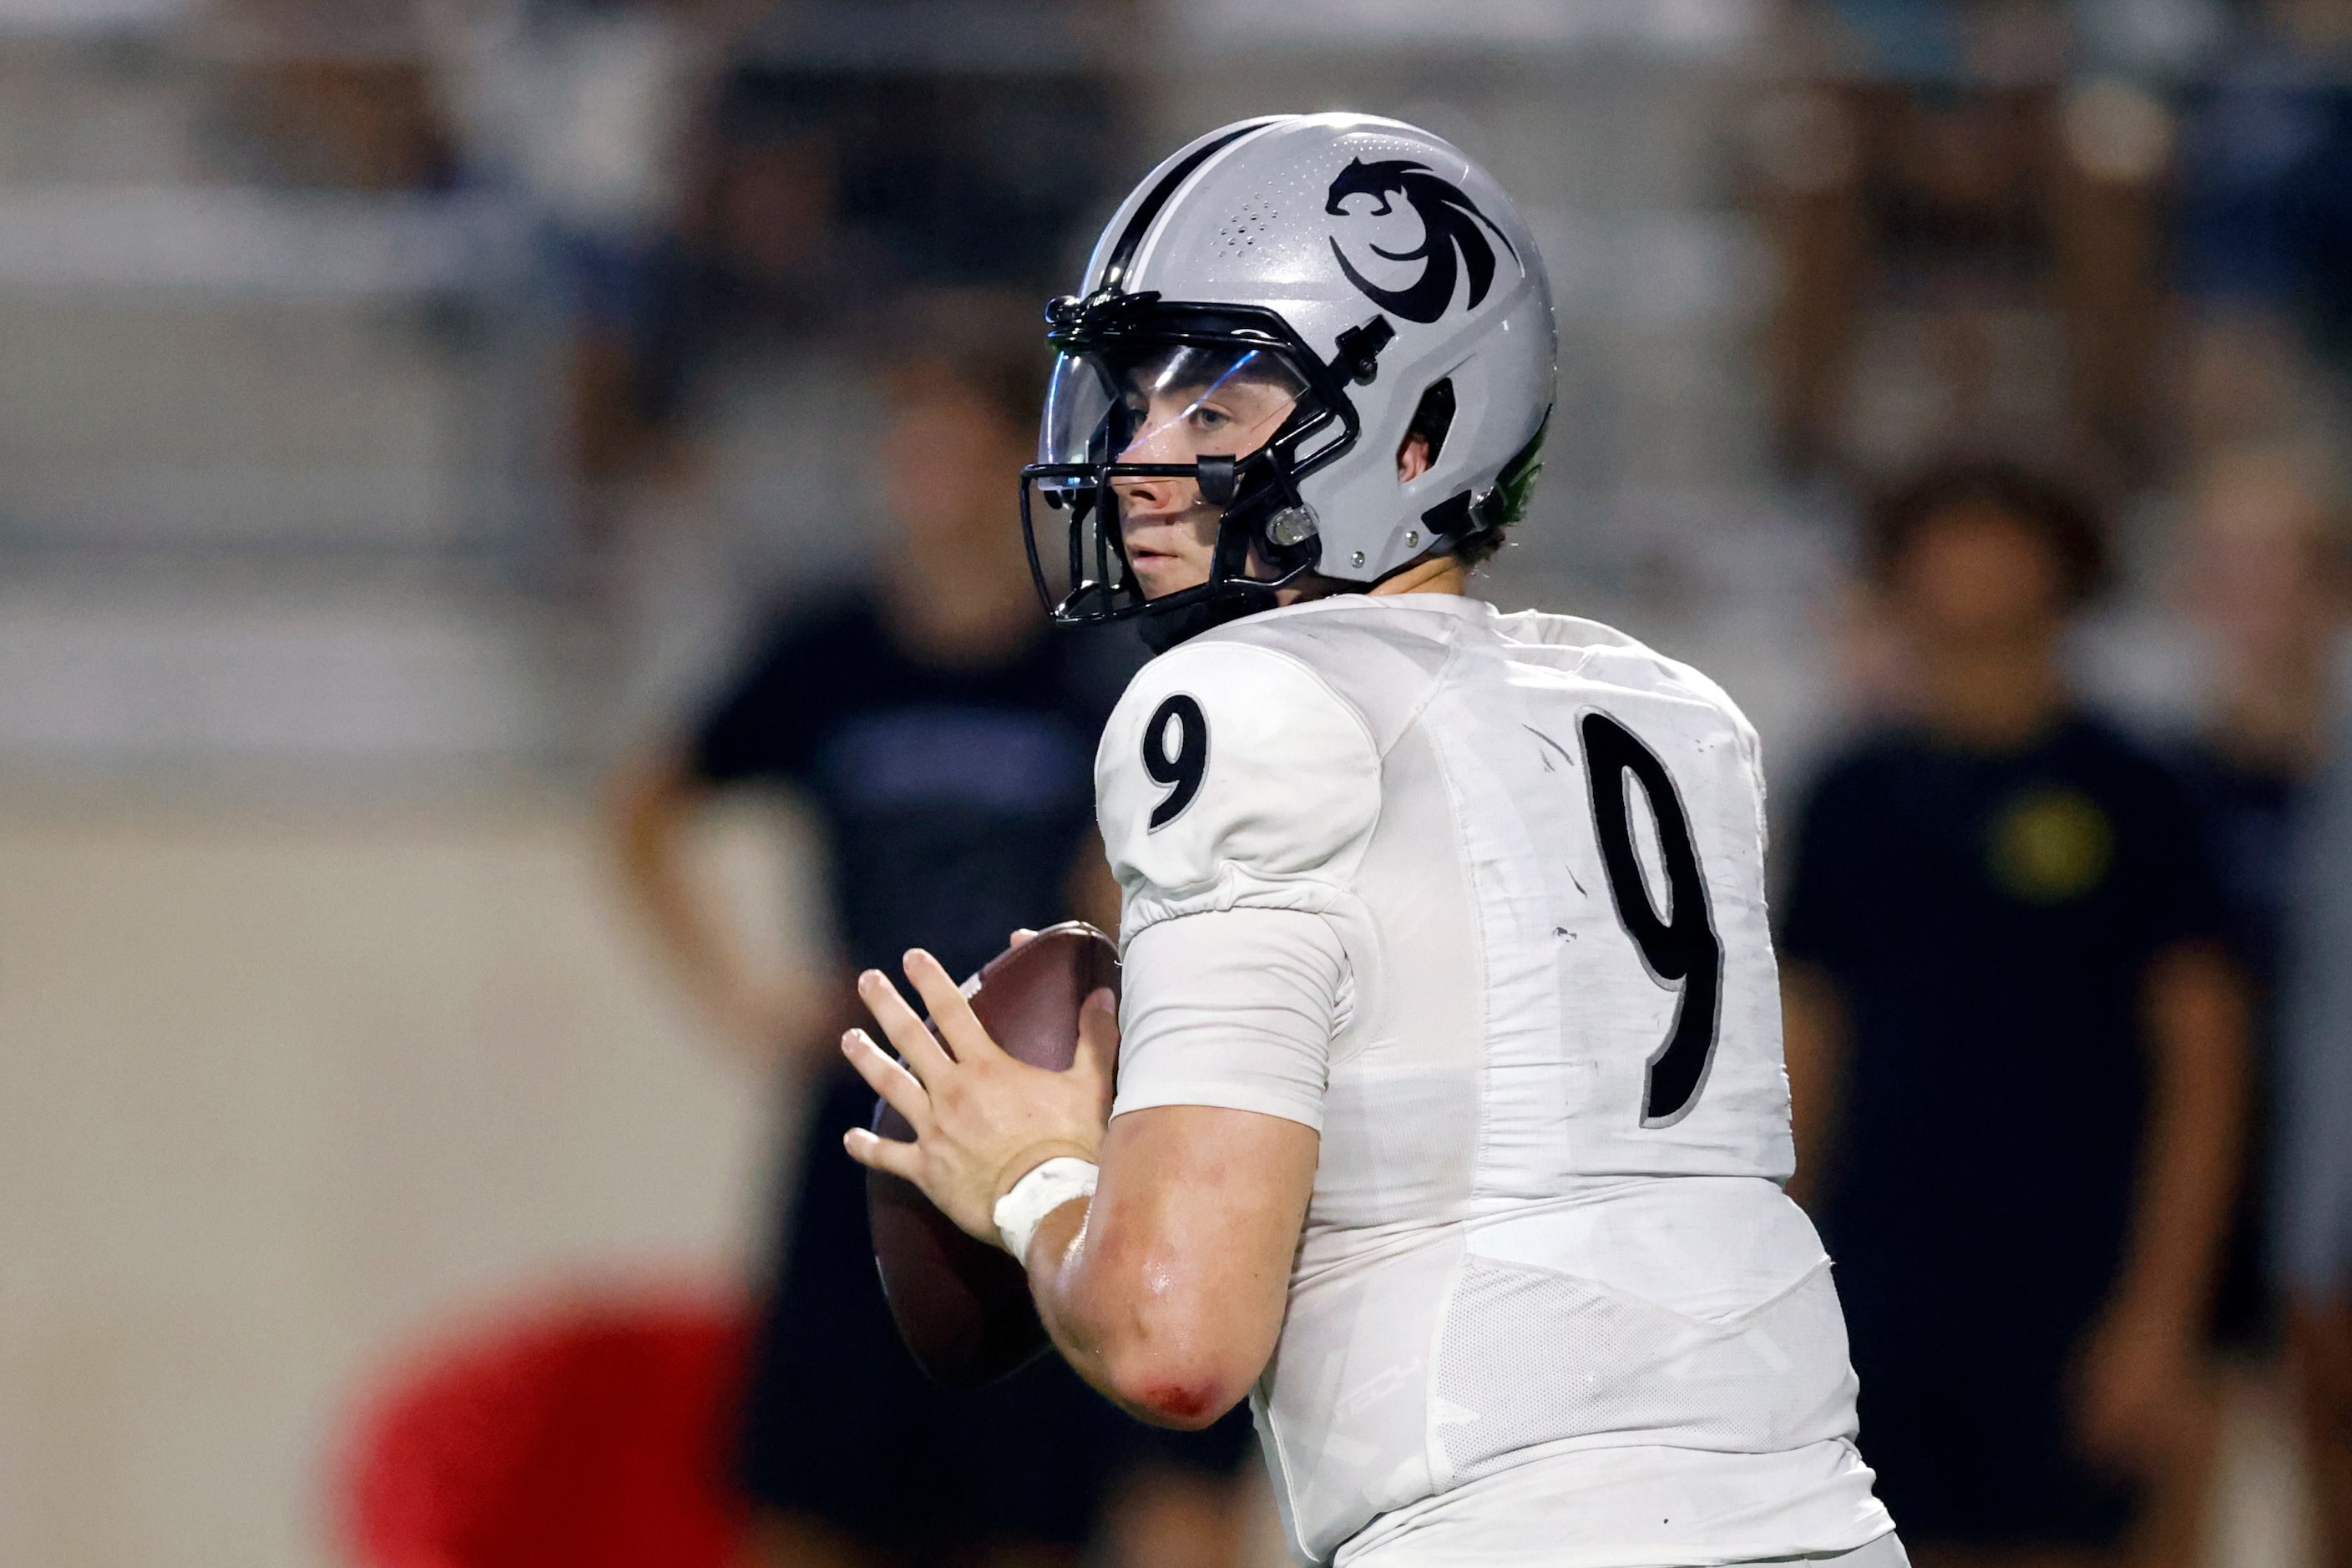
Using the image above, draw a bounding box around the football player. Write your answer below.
[841,114,1904,1568]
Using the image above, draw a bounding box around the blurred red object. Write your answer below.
[337,1292,751,1568]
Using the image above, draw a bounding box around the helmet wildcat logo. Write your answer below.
[1324,158,1520,325]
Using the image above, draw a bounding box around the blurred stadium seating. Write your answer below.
[0,3,2344,1565]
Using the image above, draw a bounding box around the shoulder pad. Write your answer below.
[1195,599,1456,753]
[1097,638,1380,938]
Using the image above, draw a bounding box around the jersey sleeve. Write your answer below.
[1095,638,1383,937]
[1112,907,1352,1130]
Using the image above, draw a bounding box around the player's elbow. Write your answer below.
[1071,1257,1265,1428]
[1096,1342,1251,1429]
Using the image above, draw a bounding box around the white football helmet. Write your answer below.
[1021,113,1556,640]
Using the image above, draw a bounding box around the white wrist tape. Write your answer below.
[994,1157,1099,1263]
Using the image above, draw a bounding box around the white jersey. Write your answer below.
[1095,594,1893,1566]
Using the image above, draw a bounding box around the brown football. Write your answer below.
[865,922,1120,1390]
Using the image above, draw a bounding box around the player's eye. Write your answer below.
[1186,404,1231,432]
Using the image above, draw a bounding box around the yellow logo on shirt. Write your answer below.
[1989,787,2115,903]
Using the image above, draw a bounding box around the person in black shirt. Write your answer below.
[1780,464,2248,1568]
[2163,444,2352,1568]
[609,302,1256,1566]
[2165,444,2350,1357]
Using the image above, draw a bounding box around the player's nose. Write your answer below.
[1114,414,1208,519]
[1110,469,1194,521]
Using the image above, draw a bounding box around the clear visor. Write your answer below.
[1035,341,1313,485]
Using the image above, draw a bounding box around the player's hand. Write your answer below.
[2071,1292,2206,1472]
[839,948,1118,1247]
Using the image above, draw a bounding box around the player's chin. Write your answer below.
[1128,552,1211,600]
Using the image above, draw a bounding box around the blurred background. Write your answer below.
[3,1,2349,1565]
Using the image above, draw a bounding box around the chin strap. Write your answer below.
[1136,584,1279,654]
[1135,546,1459,653]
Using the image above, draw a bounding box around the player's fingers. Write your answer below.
[857,968,953,1080]
[1009,928,1038,947]
[842,1125,922,1181]
[840,1028,929,1129]
[902,948,1006,1062]
[1075,986,1120,1089]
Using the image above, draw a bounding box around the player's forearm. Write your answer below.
[1024,1196,1257,1430]
[2121,942,2248,1324]
[1019,1107,1312,1429]
[1025,1197,1162,1419]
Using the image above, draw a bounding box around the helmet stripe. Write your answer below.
[1100,117,1287,292]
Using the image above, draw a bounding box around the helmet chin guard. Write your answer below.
[1019,113,1556,641]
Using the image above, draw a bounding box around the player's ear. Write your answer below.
[1397,378,1454,483]
[1397,432,1431,482]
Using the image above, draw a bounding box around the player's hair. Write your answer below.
[1401,377,1530,570]
[880,287,1052,431]
[1864,460,2110,607]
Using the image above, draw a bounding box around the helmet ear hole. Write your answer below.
[1401,379,1457,474]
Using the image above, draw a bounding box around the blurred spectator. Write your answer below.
[604,293,1257,1568]
[1780,463,2248,1568]
[694,90,871,340]
[1755,2,2177,478]
[2167,441,2350,1359]
[425,0,763,527]
[2280,702,2352,1568]
[213,0,457,190]
[2172,0,2352,451]
[691,65,1125,315]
